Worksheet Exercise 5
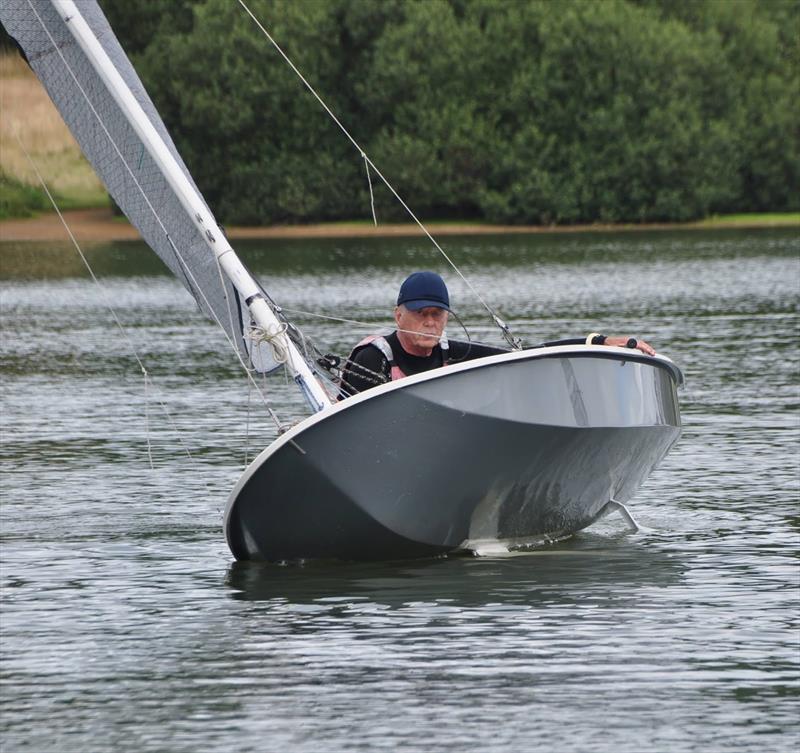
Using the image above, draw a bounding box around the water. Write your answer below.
[1,227,798,752]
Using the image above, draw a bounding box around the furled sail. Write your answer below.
[1,0,285,375]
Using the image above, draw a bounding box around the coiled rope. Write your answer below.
[247,321,290,365]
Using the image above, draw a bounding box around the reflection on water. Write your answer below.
[1,228,799,752]
[2,227,797,281]
[225,534,686,606]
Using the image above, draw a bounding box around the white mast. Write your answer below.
[57,0,332,412]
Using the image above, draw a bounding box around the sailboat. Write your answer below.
[3,0,683,561]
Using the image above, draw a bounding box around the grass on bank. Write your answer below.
[0,51,107,219]
[694,213,800,227]
[0,171,110,220]
[325,214,800,229]
[0,172,52,219]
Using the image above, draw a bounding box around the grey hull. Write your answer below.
[224,346,682,561]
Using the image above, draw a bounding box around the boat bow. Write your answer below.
[225,345,682,561]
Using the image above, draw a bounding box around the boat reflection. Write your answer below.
[224,531,685,607]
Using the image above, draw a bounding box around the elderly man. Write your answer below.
[340,271,655,396]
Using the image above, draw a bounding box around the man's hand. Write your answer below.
[604,336,656,356]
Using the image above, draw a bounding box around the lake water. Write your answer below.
[1,227,798,752]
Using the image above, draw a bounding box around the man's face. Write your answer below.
[395,305,449,352]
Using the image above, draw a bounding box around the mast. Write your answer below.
[56,0,332,412]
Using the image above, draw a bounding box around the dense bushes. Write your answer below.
[99,0,798,225]
[0,173,52,219]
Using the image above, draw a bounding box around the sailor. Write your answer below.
[340,271,656,396]
[340,271,504,395]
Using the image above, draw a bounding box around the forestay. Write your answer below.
[2,0,283,375]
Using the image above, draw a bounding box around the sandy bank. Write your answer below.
[1,207,797,244]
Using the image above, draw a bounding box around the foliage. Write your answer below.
[0,170,110,219]
[0,172,52,219]
[98,0,202,54]
[91,0,800,224]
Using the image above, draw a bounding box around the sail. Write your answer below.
[1,0,283,374]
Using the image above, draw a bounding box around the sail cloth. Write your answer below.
[2,0,283,374]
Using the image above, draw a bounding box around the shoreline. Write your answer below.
[0,207,798,243]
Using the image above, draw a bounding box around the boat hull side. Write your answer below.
[226,353,680,561]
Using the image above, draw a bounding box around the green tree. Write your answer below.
[99,0,201,54]
[96,0,799,224]
[135,0,367,223]
[359,0,492,219]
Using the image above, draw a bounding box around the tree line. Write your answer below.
[7,0,799,225]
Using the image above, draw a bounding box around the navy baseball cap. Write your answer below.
[396,271,450,312]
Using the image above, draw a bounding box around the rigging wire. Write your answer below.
[244,378,251,469]
[15,131,212,485]
[363,153,378,226]
[279,307,475,347]
[235,0,523,350]
[143,370,154,469]
[25,0,290,429]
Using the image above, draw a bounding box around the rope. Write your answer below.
[143,370,154,470]
[214,245,245,368]
[363,153,377,226]
[235,0,522,350]
[247,322,290,365]
[244,377,251,469]
[281,307,386,330]
[280,307,475,348]
[342,359,388,386]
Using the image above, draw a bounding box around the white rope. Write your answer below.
[235,0,522,349]
[24,0,292,427]
[247,321,289,365]
[280,307,456,345]
[244,377,251,469]
[363,152,377,226]
[213,243,245,369]
[281,308,393,333]
[143,370,154,470]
